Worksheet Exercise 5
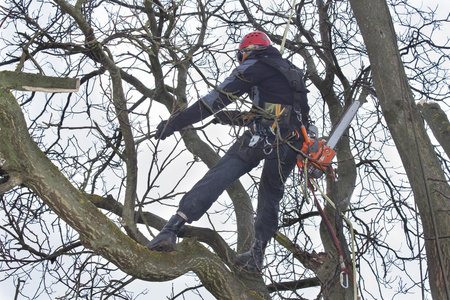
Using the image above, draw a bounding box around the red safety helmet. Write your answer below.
[237,31,272,63]
[238,31,272,50]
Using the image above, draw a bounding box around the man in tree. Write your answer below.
[147,31,310,272]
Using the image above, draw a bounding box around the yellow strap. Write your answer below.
[271,104,286,131]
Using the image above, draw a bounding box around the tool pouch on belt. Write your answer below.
[259,102,301,137]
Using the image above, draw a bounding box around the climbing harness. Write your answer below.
[255,56,309,125]
[243,56,310,153]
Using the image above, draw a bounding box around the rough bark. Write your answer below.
[0,83,264,300]
[349,1,450,299]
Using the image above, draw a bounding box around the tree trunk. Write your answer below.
[349,1,450,299]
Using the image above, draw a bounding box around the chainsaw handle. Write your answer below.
[301,125,310,144]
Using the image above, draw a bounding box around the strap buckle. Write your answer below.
[249,134,262,147]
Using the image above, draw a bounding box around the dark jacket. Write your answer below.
[169,45,309,131]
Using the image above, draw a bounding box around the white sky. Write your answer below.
[0,0,449,299]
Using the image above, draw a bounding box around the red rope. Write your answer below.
[306,167,352,286]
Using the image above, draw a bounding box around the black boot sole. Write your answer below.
[146,240,176,252]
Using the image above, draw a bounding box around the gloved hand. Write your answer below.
[155,120,176,140]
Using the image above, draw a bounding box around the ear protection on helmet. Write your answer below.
[236,45,257,63]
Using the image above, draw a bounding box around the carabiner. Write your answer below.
[263,137,273,155]
[340,270,349,289]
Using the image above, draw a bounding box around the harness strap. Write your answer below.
[255,56,309,119]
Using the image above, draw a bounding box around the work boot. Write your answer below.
[235,239,268,272]
[146,214,186,252]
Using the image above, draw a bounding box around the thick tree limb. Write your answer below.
[0,173,23,194]
[0,71,79,92]
[418,101,450,158]
[87,193,237,267]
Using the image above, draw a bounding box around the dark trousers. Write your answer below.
[178,131,302,242]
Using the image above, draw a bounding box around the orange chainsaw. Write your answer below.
[297,100,361,178]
